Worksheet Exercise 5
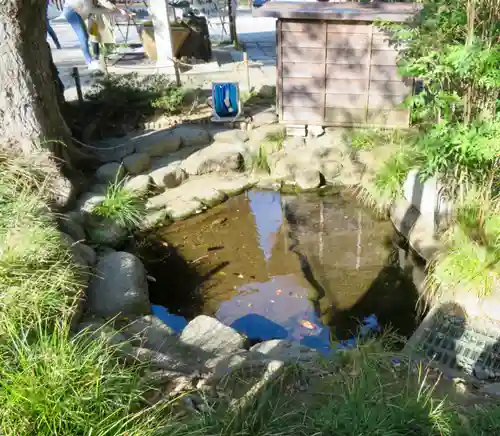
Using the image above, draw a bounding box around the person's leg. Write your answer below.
[91,42,100,60]
[47,20,62,49]
[63,6,92,64]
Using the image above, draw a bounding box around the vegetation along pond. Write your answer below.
[131,189,420,353]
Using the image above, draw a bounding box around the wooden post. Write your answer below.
[71,67,83,105]
[149,0,179,79]
[243,52,250,91]
[228,0,237,45]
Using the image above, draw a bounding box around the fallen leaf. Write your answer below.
[299,320,316,330]
[248,303,253,308]
[237,274,244,279]
[270,300,275,303]
[161,242,169,247]
[276,289,282,295]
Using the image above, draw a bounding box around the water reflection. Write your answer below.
[247,190,283,261]
[140,189,419,353]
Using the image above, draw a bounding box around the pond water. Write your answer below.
[132,189,420,353]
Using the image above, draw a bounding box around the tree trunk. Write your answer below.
[0,0,86,207]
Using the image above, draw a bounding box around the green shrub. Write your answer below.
[92,178,146,229]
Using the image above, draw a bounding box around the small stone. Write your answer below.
[308,125,325,137]
[175,125,211,147]
[295,169,321,190]
[124,175,151,195]
[95,162,125,184]
[123,153,152,175]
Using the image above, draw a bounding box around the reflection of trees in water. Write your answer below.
[282,194,419,340]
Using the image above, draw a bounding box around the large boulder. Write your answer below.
[87,252,151,318]
[95,162,125,184]
[123,152,151,175]
[180,142,245,175]
[180,315,247,355]
[124,174,152,196]
[250,110,278,128]
[76,192,105,215]
[121,315,177,354]
[133,129,182,157]
[175,125,211,147]
[212,129,249,144]
[58,215,86,242]
[150,163,187,188]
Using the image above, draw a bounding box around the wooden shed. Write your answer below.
[254,2,421,128]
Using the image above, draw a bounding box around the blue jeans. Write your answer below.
[63,6,99,64]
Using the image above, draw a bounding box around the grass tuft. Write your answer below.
[0,319,170,436]
[92,177,146,229]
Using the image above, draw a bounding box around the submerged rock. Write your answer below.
[181,315,248,355]
[250,339,318,363]
[87,252,151,318]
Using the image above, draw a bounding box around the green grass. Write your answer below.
[264,130,286,152]
[348,128,416,151]
[0,318,170,436]
[249,145,272,174]
[423,187,500,305]
[357,147,420,214]
[92,177,146,229]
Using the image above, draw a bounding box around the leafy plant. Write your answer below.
[249,145,271,173]
[264,130,286,152]
[92,177,146,229]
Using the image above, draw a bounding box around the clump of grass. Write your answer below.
[348,128,415,151]
[0,319,170,436]
[0,156,84,329]
[264,130,286,152]
[357,147,420,213]
[249,145,271,173]
[423,187,500,305]
[92,177,146,229]
[306,345,453,436]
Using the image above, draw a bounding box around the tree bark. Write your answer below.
[0,0,86,207]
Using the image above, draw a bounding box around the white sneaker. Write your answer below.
[87,60,101,71]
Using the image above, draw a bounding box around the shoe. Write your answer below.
[87,60,101,71]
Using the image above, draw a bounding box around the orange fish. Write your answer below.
[299,320,316,330]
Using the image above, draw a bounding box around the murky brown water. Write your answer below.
[132,189,419,353]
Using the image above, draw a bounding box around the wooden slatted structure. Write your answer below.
[254,2,421,128]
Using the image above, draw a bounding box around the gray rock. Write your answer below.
[175,125,211,147]
[139,209,170,230]
[88,184,109,195]
[124,174,151,196]
[58,216,86,242]
[74,241,97,266]
[181,142,244,175]
[87,252,151,318]
[78,318,132,353]
[257,85,276,99]
[122,315,177,353]
[66,210,85,226]
[59,232,90,270]
[123,152,151,175]
[251,111,278,128]
[249,124,286,144]
[90,137,136,164]
[95,162,125,184]
[250,340,318,364]
[133,129,182,157]
[85,216,128,247]
[76,192,105,215]
[284,136,305,150]
[308,125,325,137]
[180,315,247,354]
[212,129,249,144]
[150,164,187,189]
[480,382,500,396]
[295,169,321,190]
[306,172,326,192]
[321,161,342,184]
